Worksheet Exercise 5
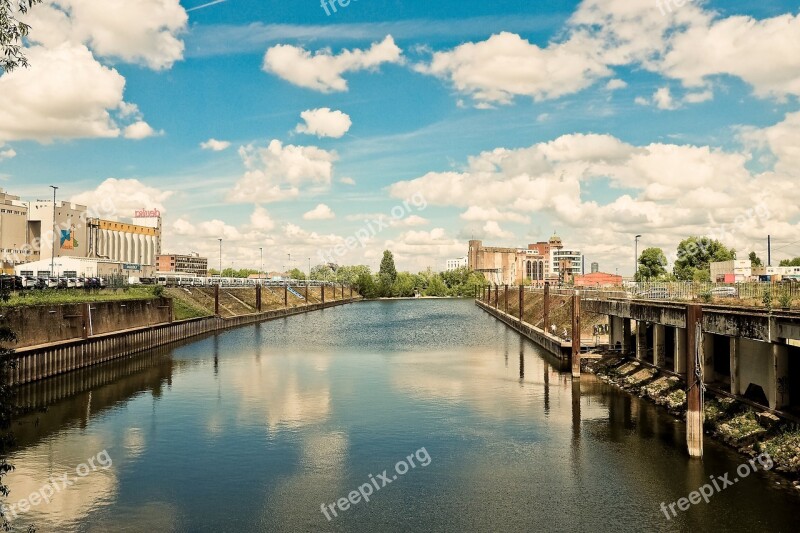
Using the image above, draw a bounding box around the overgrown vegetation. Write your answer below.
[0,287,160,307]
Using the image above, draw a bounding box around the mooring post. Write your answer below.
[572,290,581,378]
[519,285,524,323]
[504,284,509,313]
[284,284,288,307]
[686,304,704,458]
[495,284,499,308]
[322,284,326,304]
[543,282,550,332]
[305,283,309,302]
[214,284,220,316]
[256,285,262,312]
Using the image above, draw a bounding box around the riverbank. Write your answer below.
[584,354,800,488]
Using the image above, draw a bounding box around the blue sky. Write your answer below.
[1,0,799,273]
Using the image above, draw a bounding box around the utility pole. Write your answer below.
[634,234,642,279]
[49,185,59,278]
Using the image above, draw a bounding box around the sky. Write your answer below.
[1,0,799,275]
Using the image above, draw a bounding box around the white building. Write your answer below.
[0,189,30,272]
[551,249,583,278]
[88,218,161,266]
[445,256,468,271]
[752,265,800,280]
[14,257,154,279]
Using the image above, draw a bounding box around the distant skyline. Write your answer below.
[1,0,799,274]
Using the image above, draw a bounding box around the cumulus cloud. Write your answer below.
[228,140,338,203]
[605,78,627,90]
[303,204,336,220]
[201,138,231,151]
[0,143,16,161]
[0,44,125,142]
[70,178,173,219]
[295,108,352,138]
[124,121,161,139]
[25,0,188,70]
[263,36,403,92]
[417,31,609,106]
[249,205,276,231]
[460,206,530,224]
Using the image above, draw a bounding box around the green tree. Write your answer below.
[673,237,735,281]
[749,251,763,267]
[1,0,42,73]
[379,250,397,283]
[391,271,418,297]
[636,247,668,281]
[353,271,378,298]
[288,268,306,280]
[779,257,800,267]
[310,264,336,281]
[335,265,371,285]
[423,274,448,297]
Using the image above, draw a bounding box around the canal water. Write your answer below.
[5,299,800,532]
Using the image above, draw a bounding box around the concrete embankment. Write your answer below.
[4,298,358,386]
[476,298,570,360]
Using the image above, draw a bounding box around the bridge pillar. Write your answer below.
[730,337,740,395]
[653,324,666,368]
[675,328,687,375]
[636,321,648,361]
[686,304,704,458]
[622,319,632,355]
[771,342,790,410]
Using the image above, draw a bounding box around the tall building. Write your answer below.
[591,262,599,273]
[552,249,583,281]
[445,256,468,271]
[0,189,30,272]
[157,253,208,276]
[88,217,161,266]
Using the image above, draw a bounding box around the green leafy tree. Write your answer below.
[423,274,448,297]
[353,271,378,299]
[288,268,306,280]
[391,272,418,297]
[378,250,397,283]
[310,264,336,282]
[635,247,668,281]
[779,257,800,267]
[1,0,42,73]
[673,237,735,281]
[749,251,763,267]
[335,265,371,285]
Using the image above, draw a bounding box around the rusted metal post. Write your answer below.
[543,282,550,332]
[284,284,288,307]
[519,285,524,322]
[214,284,220,316]
[495,284,499,308]
[305,283,309,302]
[504,284,509,313]
[256,285,262,312]
[686,304,704,458]
[322,284,325,303]
[572,290,581,378]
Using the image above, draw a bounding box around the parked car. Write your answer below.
[76,278,85,288]
[22,276,38,289]
[67,278,77,288]
[710,286,738,298]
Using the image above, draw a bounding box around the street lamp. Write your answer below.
[49,185,58,278]
[260,247,263,281]
[635,234,642,279]
[218,238,223,274]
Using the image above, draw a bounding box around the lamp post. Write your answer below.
[287,253,291,276]
[49,185,58,278]
[308,257,311,281]
[218,238,222,275]
[260,247,263,282]
[635,234,642,279]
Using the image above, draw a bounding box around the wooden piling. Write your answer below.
[686,304,704,458]
[284,284,288,307]
[518,285,524,323]
[571,290,581,378]
[256,285,262,312]
[543,282,550,333]
[214,284,220,316]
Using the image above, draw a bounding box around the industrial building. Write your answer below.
[0,189,30,272]
[468,235,582,285]
[88,218,161,266]
[157,253,208,276]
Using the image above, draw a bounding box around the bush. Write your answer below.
[779,291,792,309]
[699,290,713,303]
[762,288,773,310]
[153,285,165,297]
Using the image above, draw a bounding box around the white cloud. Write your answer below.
[70,178,173,219]
[249,206,276,231]
[417,31,610,105]
[460,206,530,224]
[201,138,231,151]
[482,220,513,239]
[339,177,356,185]
[295,108,352,138]
[25,0,188,70]
[228,140,338,203]
[391,215,429,228]
[605,78,627,90]
[0,143,16,161]
[303,204,336,220]
[263,36,403,92]
[653,87,678,110]
[684,90,714,104]
[123,121,161,139]
[0,44,126,142]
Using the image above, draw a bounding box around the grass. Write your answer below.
[1,287,160,307]
[172,298,212,321]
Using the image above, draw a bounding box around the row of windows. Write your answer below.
[0,208,25,215]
